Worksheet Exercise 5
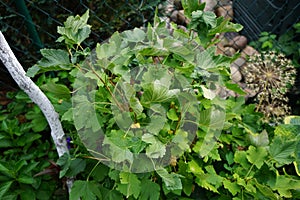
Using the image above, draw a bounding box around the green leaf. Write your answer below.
[254,163,276,186]
[284,115,300,125]
[20,186,36,200]
[105,130,146,154]
[246,146,268,169]
[248,129,269,147]
[142,66,171,85]
[16,133,41,146]
[70,180,101,200]
[254,180,279,200]
[177,160,194,196]
[225,82,246,95]
[181,177,194,196]
[234,174,256,193]
[223,179,240,196]
[108,169,120,181]
[40,81,71,99]
[130,97,143,116]
[145,105,167,135]
[142,134,166,158]
[181,0,204,18]
[56,153,71,178]
[188,159,204,175]
[209,18,243,36]
[14,160,27,173]
[27,49,72,77]
[269,136,297,166]
[274,124,300,138]
[103,136,134,164]
[167,108,179,121]
[100,186,122,200]
[96,41,117,59]
[39,49,71,68]
[0,181,13,199]
[193,47,231,73]
[66,158,86,177]
[234,151,251,170]
[25,109,48,132]
[140,179,160,200]
[73,95,101,132]
[57,10,91,46]
[274,175,300,198]
[225,152,234,165]
[198,107,225,130]
[90,163,109,182]
[17,174,35,184]
[200,85,216,100]
[172,130,190,154]
[22,162,39,174]
[202,11,217,28]
[163,38,194,61]
[141,81,179,106]
[191,11,216,29]
[0,139,13,148]
[190,11,217,46]
[117,172,141,198]
[139,47,169,57]
[156,168,182,191]
[26,65,41,77]
[0,162,14,178]
[194,165,223,193]
[2,194,18,200]
[122,28,146,42]
[61,108,73,122]
[296,141,300,176]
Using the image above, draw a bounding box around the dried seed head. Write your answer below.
[242,51,296,122]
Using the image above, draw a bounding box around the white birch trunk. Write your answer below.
[0,32,73,192]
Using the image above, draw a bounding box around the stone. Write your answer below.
[224,32,239,40]
[232,57,246,67]
[216,42,225,55]
[215,86,237,98]
[178,10,190,24]
[178,25,188,32]
[201,0,217,11]
[224,47,236,56]
[241,45,259,58]
[218,0,232,6]
[163,4,175,15]
[226,35,248,50]
[239,83,257,99]
[215,5,233,21]
[230,57,246,82]
[170,10,179,23]
[230,64,242,82]
[174,0,183,10]
[170,10,188,25]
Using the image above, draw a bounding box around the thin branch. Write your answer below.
[0,31,73,193]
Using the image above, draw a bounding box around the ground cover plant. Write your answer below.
[250,22,300,68]
[1,1,300,199]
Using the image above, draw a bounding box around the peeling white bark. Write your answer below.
[0,32,73,191]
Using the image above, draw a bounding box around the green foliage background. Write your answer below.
[1,1,300,199]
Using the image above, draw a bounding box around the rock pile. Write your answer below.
[164,0,259,98]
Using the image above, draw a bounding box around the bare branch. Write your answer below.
[0,31,73,191]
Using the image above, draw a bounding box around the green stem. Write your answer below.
[256,83,268,112]
[87,160,101,181]
[245,163,254,178]
[87,62,125,111]
[242,188,244,200]
[14,0,43,49]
